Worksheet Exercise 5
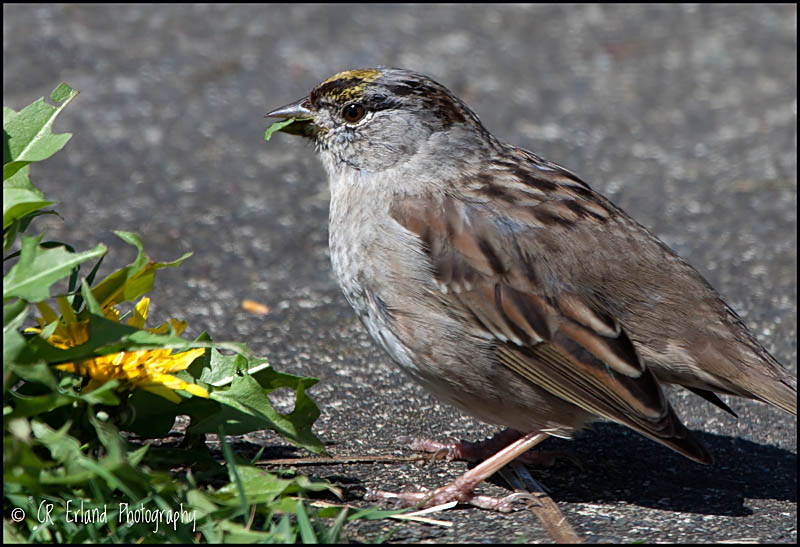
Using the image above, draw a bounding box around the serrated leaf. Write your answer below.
[3,83,78,179]
[3,106,17,123]
[72,378,121,406]
[3,186,54,229]
[188,372,324,454]
[49,83,75,103]
[213,466,339,506]
[6,376,120,419]
[89,231,192,308]
[89,414,126,464]
[30,420,82,464]
[5,390,75,419]
[3,237,106,302]
[2,163,36,191]
[197,348,268,387]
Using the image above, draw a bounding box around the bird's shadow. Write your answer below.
[225,427,795,517]
[520,424,797,516]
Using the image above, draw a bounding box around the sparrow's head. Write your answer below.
[266,67,492,173]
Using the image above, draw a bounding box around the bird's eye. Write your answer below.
[342,103,366,123]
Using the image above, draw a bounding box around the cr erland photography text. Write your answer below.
[35,499,197,533]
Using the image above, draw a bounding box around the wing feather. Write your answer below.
[391,192,712,463]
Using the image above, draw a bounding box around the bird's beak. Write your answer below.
[266,97,313,119]
[265,97,317,138]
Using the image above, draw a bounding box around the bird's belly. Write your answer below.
[327,198,590,437]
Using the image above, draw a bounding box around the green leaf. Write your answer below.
[4,391,75,419]
[295,500,318,543]
[3,430,49,489]
[2,162,56,230]
[187,371,324,454]
[322,506,349,543]
[264,118,299,141]
[89,231,192,308]
[71,378,121,406]
[3,236,106,302]
[218,429,250,524]
[90,413,126,464]
[126,440,159,466]
[70,456,138,499]
[50,83,75,103]
[30,419,82,464]
[197,347,269,387]
[5,377,120,419]
[4,207,62,255]
[213,466,339,506]
[3,299,29,374]
[4,362,59,393]
[3,297,28,328]
[3,106,16,122]
[3,83,78,180]
[217,520,281,543]
[186,488,219,517]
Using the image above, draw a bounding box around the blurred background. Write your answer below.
[3,4,796,543]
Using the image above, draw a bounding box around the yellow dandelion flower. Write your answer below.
[57,347,208,403]
[28,296,208,402]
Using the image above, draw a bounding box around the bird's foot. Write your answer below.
[365,483,534,512]
[399,428,578,468]
[367,432,551,512]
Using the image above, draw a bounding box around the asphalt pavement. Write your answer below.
[3,4,796,543]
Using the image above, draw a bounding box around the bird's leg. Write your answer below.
[367,431,550,511]
[403,427,572,467]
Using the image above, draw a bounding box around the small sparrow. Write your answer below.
[267,67,796,510]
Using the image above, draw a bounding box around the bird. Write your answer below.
[266,67,797,510]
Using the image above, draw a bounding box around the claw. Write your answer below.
[430,447,451,463]
[499,491,540,507]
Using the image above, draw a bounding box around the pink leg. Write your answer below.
[405,428,572,467]
[367,432,550,511]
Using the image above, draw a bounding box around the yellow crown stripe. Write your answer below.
[320,68,381,101]
[322,68,381,86]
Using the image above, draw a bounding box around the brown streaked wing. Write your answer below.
[390,192,712,464]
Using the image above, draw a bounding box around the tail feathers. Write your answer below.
[696,347,797,417]
[685,387,738,417]
[704,372,797,416]
[746,351,797,416]
[689,373,796,417]
[755,372,797,416]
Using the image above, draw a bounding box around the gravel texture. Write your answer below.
[3,4,796,543]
